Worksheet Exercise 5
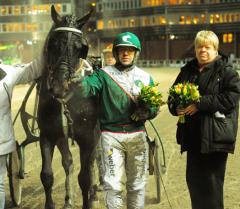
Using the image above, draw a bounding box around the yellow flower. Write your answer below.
[137,83,163,108]
[174,86,182,95]
[168,82,201,124]
[192,90,200,100]
[151,87,158,94]
[183,86,188,95]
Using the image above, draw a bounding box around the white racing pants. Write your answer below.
[100,131,148,209]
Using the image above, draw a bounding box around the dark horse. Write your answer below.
[37,5,99,209]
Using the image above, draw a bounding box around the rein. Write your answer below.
[46,25,83,144]
[61,99,75,145]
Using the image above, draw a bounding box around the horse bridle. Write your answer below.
[47,26,86,92]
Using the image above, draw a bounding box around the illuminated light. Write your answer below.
[210,14,214,24]
[26,6,32,14]
[179,16,185,24]
[223,33,233,43]
[97,20,104,30]
[91,3,96,7]
[169,0,177,5]
[193,16,199,24]
[228,33,233,43]
[161,17,166,24]
[0,46,7,50]
[170,34,175,40]
[26,40,33,45]
[185,16,191,24]
[0,44,16,51]
[14,6,20,15]
[223,34,228,43]
[55,4,61,12]
[201,14,206,24]
[1,6,7,15]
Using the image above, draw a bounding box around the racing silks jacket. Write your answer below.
[80,65,157,133]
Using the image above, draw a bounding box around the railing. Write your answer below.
[137,59,188,68]
[137,58,240,70]
[232,58,240,70]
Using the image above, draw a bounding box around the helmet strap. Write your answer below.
[114,62,135,71]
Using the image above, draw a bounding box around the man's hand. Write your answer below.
[71,73,84,84]
[131,106,154,122]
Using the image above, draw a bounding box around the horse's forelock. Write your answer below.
[65,15,78,28]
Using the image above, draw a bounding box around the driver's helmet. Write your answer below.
[112,32,141,58]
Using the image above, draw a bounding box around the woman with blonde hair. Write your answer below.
[168,30,240,209]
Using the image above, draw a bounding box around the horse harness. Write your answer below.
[47,23,86,143]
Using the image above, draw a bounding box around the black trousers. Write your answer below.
[186,151,228,209]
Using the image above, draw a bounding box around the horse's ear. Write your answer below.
[77,9,93,29]
[51,5,62,25]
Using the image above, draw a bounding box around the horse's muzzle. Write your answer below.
[50,79,70,99]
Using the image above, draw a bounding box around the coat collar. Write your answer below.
[0,67,6,81]
[184,55,228,73]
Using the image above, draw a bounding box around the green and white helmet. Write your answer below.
[112,32,141,64]
[113,32,141,52]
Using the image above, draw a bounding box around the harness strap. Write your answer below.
[61,100,75,145]
[54,27,82,35]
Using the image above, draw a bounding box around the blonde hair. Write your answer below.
[194,30,219,50]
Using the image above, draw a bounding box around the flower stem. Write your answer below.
[178,115,185,123]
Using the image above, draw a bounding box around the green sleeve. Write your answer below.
[81,70,103,97]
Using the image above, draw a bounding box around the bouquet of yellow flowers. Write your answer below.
[131,83,163,121]
[168,82,200,123]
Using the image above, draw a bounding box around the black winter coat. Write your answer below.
[168,56,240,153]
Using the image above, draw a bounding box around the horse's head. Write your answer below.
[44,5,92,98]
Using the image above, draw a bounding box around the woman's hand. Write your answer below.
[176,104,198,116]
[184,104,199,116]
[176,107,185,116]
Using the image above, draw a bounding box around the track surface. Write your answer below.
[5,68,240,209]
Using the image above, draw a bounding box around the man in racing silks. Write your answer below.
[76,32,159,209]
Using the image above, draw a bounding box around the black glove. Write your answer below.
[131,106,153,122]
